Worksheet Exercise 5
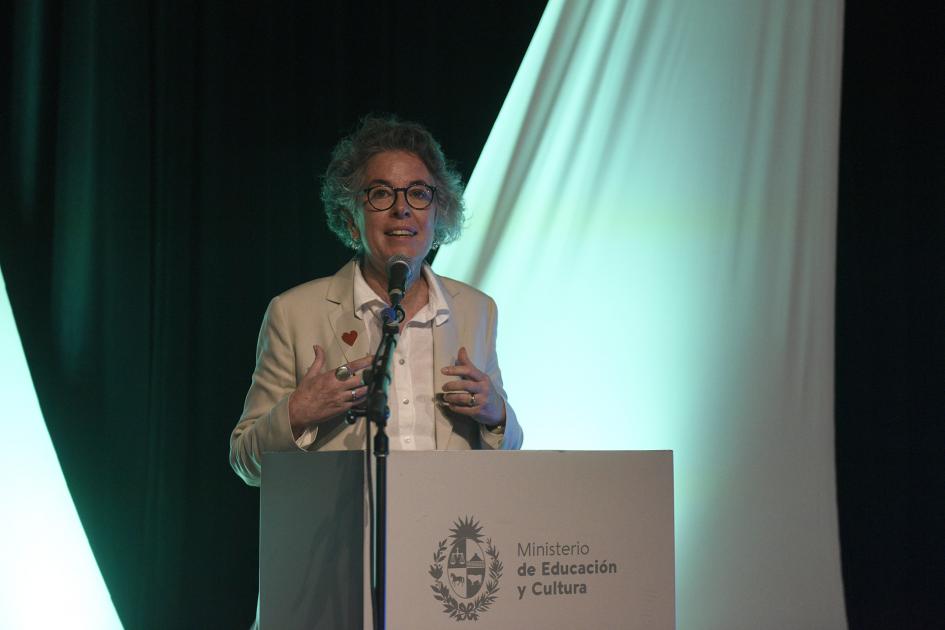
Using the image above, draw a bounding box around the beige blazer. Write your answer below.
[230,260,522,486]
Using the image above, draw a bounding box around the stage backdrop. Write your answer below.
[0,269,122,628]
[435,1,848,628]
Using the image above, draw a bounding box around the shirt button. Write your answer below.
[402,398,410,405]
[405,437,412,443]
[398,358,405,365]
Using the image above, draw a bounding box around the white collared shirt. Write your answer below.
[352,262,449,450]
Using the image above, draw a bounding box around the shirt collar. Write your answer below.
[353,260,450,326]
[353,261,385,318]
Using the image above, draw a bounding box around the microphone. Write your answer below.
[386,255,411,306]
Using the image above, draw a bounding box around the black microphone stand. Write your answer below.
[348,300,403,630]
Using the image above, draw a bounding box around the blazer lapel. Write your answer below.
[327,260,370,363]
[433,277,462,448]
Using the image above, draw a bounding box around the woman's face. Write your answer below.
[351,150,438,278]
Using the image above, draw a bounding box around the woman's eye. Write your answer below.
[409,187,431,201]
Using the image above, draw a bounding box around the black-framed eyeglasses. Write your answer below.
[362,184,437,211]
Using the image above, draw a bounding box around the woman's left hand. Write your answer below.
[440,346,506,427]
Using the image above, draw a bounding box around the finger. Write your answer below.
[441,347,484,380]
[349,354,374,372]
[441,391,480,406]
[440,363,484,381]
[440,398,480,416]
[341,384,369,404]
[332,354,372,384]
[457,347,484,377]
[305,344,325,378]
[346,355,374,386]
[441,379,484,393]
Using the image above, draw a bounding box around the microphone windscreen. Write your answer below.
[386,255,411,305]
[386,254,411,278]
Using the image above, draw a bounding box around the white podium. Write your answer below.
[260,450,674,629]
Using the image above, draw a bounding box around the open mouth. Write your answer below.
[385,228,416,237]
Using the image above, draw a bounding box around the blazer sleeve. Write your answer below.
[229,296,306,486]
[477,298,523,450]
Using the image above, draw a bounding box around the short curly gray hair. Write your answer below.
[321,114,466,251]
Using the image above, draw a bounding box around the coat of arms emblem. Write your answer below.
[429,516,502,621]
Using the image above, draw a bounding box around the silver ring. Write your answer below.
[335,365,351,381]
[351,388,357,401]
[469,393,477,406]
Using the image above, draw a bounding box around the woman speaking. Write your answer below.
[230,115,522,486]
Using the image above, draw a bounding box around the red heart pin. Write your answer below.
[341,330,358,346]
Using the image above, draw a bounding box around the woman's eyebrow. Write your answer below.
[365,178,432,187]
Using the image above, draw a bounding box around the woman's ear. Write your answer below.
[345,212,360,243]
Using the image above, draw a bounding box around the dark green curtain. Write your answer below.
[1,2,546,626]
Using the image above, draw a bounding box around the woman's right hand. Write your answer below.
[288,345,372,437]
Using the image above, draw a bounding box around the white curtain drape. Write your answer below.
[0,269,123,627]
[435,1,847,627]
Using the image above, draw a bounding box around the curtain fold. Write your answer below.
[435,1,847,627]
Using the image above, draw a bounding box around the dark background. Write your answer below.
[835,3,945,628]
[1,2,942,628]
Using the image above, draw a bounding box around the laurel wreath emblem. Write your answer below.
[429,517,502,621]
